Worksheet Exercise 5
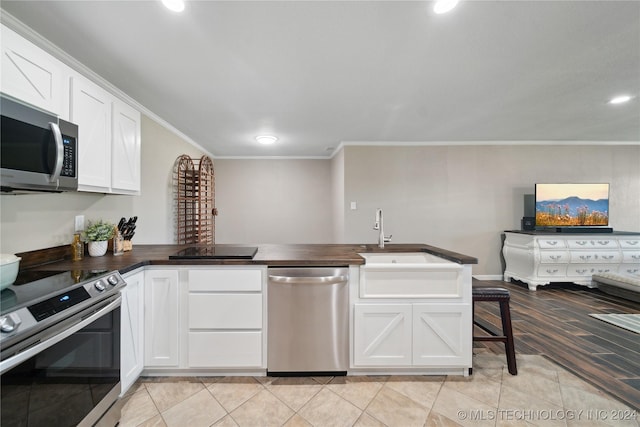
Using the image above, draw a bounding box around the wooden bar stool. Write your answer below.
[472,287,517,375]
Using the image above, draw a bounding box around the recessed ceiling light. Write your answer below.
[433,0,459,14]
[162,0,185,13]
[256,135,278,145]
[608,95,633,105]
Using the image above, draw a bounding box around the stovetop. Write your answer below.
[169,246,258,260]
[1,270,113,315]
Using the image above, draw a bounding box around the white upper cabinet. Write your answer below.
[1,23,141,195]
[71,75,112,191]
[1,25,66,116]
[112,100,141,194]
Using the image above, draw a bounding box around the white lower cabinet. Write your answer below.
[120,270,144,395]
[353,303,471,368]
[142,267,264,373]
[144,270,179,367]
[186,268,264,369]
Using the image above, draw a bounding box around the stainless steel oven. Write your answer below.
[0,270,126,427]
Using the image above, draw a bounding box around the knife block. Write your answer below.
[123,241,133,252]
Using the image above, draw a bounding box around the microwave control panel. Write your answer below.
[61,135,76,177]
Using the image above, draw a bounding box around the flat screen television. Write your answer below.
[535,183,609,228]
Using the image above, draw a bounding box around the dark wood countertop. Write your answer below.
[19,243,477,274]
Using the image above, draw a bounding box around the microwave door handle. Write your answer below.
[48,122,64,183]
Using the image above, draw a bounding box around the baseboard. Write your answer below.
[472,274,504,281]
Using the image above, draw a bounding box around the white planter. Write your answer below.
[88,240,108,257]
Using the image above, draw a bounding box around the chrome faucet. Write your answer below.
[373,208,392,248]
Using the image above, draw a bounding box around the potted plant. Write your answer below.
[82,219,116,257]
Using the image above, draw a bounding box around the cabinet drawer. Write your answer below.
[619,266,640,275]
[567,239,618,249]
[189,294,262,329]
[566,265,615,277]
[537,239,565,249]
[622,251,640,263]
[188,331,262,367]
[568,251,619,264]
[619,239,640,249]
[537,265,567,277]
[189,269,262,291]
[539,251,568,263]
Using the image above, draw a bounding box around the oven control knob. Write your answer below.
[94,280,106,292]
[107,275,119,286]
[0,313,21,333]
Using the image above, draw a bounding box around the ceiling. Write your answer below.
[2,1,639,158]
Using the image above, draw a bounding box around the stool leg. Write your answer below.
[499,300,517,375]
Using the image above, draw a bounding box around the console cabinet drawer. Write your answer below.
[567,239,618,249]
[539,251,568,263]
[537,239,565,249]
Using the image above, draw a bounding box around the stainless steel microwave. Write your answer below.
[1,95,78,193]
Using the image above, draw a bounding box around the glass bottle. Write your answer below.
[113,226,124,256]
[71,233,84,261]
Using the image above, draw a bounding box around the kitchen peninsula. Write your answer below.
[15,243,477,392]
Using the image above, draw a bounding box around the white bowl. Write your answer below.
[0,254,21,290]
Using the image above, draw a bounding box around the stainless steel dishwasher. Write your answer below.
[267,267,349,375]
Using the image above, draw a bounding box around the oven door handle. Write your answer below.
[0,296,121,374]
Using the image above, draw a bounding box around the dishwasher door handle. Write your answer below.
[268,274,349,284]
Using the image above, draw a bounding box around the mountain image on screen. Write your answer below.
[535,196,609,226]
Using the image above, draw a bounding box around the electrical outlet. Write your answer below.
[74,215,85,231]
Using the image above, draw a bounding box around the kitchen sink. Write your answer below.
[359,252,466,298]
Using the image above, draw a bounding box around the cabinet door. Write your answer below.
[121,271,144,394]
[353,304,412,366]
[144,270,179,366]
[111,100,141,193]
[412,304,471,367]
[1,25,64,115]
[71,75,112,191]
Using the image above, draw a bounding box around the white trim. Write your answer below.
[0,11,214,158]
[341,140,640,147]
[472,275,505,281]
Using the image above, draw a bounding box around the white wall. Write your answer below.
[214,159,333,244]
[342,144,640,276]
[0,115,206,254]
[331,148,345,243]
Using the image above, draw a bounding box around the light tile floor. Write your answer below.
[119,353,639,427]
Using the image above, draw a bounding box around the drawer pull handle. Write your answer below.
[597,241,610,245]
[576,269,588,274]
[548,241,558,246]
[626,241,639,246]
[576,241,587,246]
[602,255,614,260]
[627,269,639,274]
[579,255,591,260]
[632,255,640,260]
[550,255,561,260]
[546,269,558,274]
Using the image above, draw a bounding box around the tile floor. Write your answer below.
[119,353,638,427]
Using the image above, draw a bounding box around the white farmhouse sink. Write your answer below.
[360,252,455,265]
[359,252,466,299]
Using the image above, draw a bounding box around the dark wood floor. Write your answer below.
[473,279,640,411]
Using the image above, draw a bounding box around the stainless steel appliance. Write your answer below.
[0,269,126,426]
[267,267,349,375]
[1,95,79,193]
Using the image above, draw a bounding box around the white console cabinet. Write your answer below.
[503,231,640,290]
